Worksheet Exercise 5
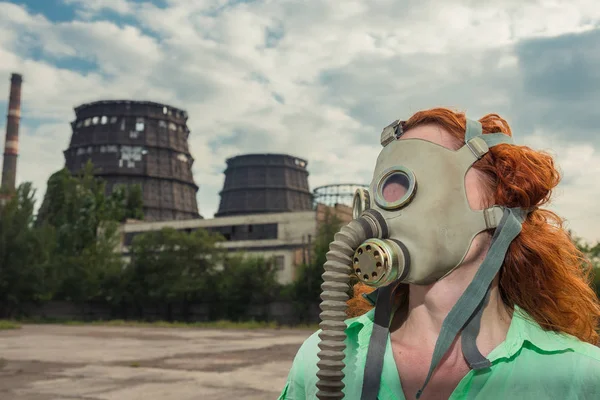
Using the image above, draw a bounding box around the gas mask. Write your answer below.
[351,119,506,287]
[315,118,530,400]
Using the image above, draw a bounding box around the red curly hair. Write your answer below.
[347,107,600,345]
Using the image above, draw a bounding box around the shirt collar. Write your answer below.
[345,308,376,349]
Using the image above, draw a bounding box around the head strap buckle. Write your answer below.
[380,120,405,147]
[466,136,489,160]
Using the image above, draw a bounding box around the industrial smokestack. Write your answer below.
[1,73,22,193]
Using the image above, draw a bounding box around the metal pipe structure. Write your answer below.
[1,73,23,192]
[313,184,369,208]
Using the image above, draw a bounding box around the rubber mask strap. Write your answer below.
[465,118,515,149]
[360,282,397,400]
[461,282,492,369]
[465,118,483,142]
[415,207,527,399]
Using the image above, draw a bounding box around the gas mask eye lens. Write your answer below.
[382,173,410,202]
[375,166,416,210]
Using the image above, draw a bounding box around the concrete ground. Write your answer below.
[0,324,313,399]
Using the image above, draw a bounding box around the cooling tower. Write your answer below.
[64,100,200,221]
[215,153,313,217]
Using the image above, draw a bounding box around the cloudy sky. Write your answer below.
[1,0,599,242]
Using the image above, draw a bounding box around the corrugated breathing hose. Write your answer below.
[315,211,385,399]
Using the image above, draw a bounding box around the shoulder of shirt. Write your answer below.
[512,306,600,364]
[296,309,375,357]
[544,331,600,363]
[553,334,600,363]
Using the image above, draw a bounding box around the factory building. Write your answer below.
[119,151,362,284]
[119,152,361,284]
[119,203,353,284]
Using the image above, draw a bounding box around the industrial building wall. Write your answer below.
[316,203,353,225]
[120,205,356,285]
[120,210,318,285]
[222,248,295,284]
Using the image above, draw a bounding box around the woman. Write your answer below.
[279,108,600,400]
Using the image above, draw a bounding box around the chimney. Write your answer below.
[1,73,22,193]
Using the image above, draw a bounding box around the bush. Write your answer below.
[0,320,21,330]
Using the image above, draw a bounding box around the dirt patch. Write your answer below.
[2,325,187,341]
[67,330,187,341]
[0,359,84,391]
[114,343,301,373]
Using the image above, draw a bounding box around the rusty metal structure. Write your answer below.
[64,100,200,221]
[1,73,22,194]
[313,183,368,208]
[215,153,313,217]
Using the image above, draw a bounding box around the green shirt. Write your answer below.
[279,306,600,399]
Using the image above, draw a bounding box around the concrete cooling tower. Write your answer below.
[215,153,313,217]
[64,100,200,221]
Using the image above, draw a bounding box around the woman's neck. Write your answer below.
[390,260,512,360]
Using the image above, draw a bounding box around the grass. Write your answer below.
[0,320,21,330]
[88,319,281,329]
[9,317,318,330]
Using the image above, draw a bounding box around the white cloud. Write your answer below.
[0,0,599,242]
[16,123,70,198]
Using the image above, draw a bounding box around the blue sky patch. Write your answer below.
[13,0,77,22]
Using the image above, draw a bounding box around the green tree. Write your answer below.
[127,227,224,320]
[37,162,143,232]
[290,209,343,321]
[571,231,600,297]
[36,162,128,306]
[105,184,144,222]
[0,183,55,317]
[125,184,144,220]
[215,254,282,321]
